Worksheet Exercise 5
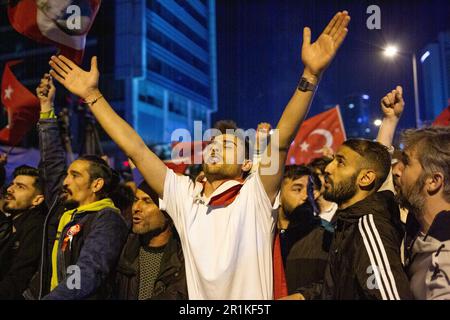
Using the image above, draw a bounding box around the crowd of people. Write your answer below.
[0,11,449,300]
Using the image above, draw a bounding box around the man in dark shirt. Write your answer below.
[114,182,187,300]
[0,165,46,299]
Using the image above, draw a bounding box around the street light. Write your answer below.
[383,45,421,128]
[383,45,398,58]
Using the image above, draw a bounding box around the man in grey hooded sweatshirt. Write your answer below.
[393,126,450,300]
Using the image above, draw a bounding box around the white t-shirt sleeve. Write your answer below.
[245,172,280,220]
[160,168,193,224]
[378,167,395,193]
[378,145,396,193]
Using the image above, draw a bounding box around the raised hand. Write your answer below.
[49,55,100,101]
[302,11,350,79]
[256,122,272,153]
[36,73,56,113]
[257,122,272,136]
[381,86,404,121]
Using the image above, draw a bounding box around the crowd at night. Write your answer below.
[0,1,449,305]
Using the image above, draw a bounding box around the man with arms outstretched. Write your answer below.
[48,12,350,299]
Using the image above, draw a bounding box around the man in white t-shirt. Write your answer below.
[48,11,351,299]
[161,127,279,299]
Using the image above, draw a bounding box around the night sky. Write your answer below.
[214,0,450,137]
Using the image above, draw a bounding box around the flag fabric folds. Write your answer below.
[8,0,101,64]
[0,60,40,146]
[286,106,347,165]
[433,105,450,127]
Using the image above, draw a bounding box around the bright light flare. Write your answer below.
[384,46,398,58]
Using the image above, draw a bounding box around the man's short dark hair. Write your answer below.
[308,156,333,174]
[137,181,159,206]
[308,157,333,191]
[213,119,251,161]
[13,165,43,195]
[110,183,135,213]
[283,165,321,191]
[77,155,120,199]
[213,120,238,133]
[137,181,172,224]
[342,139,391,191]
[212,120,252,180]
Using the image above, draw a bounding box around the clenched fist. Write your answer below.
[36,73,56,113]
[380,86,404,121]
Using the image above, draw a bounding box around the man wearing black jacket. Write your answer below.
[285,139,412,300]
[114,182,187,300]
[0,165,46,299]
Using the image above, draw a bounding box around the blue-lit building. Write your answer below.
[114,0,217,145]
[340,94,373,139]
[419,31,450,123]
[0,1,217,165]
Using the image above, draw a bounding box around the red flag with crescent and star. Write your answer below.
[433,104,450,127]
[0,60,40,146]
[286,106,346,165]
[7,0,101,65]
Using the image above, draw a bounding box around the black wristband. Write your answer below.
[297,77,317,92]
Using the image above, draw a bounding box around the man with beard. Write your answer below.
[24,74,128,300]
[284,161,338,295]
[308,157,338,222]
[0,166,46,299]
[393,127,450,299]
[273,165,319,298]
[284,139,412,300]
[48,11,351,299]
[277,166,321,264]
[114,182,187,300]
[273,165,336,297]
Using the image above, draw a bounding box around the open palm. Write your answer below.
[302,11,350,77]
[49,55,99,100]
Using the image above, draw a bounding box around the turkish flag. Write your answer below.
[286,106,346,165]
[0,60,40,146]
[8,0,101,65]
[433,105,450,126]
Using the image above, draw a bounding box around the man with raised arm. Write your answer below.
[24,75,128,300]
[49,11,350,299]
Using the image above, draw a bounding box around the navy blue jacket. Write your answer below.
[24,118,128,300]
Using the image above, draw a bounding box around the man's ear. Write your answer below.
[91,178,105,194]
[32,194,45,207]
[241,159,253,175]
[425,172,444,196]
[358,169,377,190]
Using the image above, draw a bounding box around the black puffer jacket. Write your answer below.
[285,219,334,294]
[0,206,46,299]
[114,232,187,300]
[298,191,413,300]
